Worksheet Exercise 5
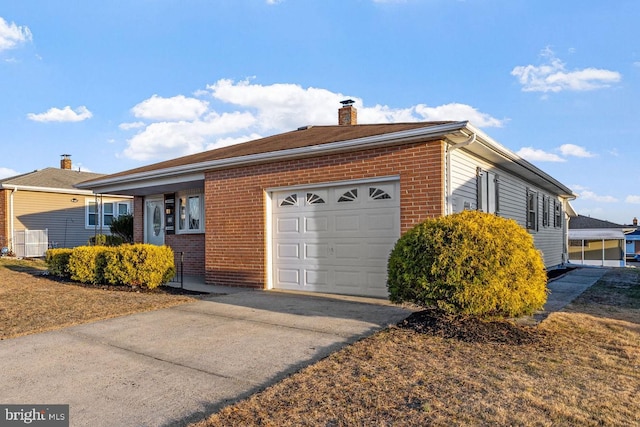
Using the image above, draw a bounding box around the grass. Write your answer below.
[0,257,196,339]
[193,268,640,427]
[2,257,638,425]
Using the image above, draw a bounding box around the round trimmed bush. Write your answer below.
[387,210,547,318]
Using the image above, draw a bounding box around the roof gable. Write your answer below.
[569,214,625,229]
[0,168,104,191]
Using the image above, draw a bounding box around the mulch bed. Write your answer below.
[398,308,546,345]
[35,271,208,296]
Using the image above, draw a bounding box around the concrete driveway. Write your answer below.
[0,290,412,427]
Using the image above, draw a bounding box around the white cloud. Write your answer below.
[558,144,595,158]
[625,195,640,204]
[516,147,565,162]
[121,79,504,162]
[131,94,209,121]
[27,106,93,122]
[511,48,621,93]
[414,103,504,127]
[119,121,146,130]
[0,17,32,52]
[571,185,618,203]
[0,167,18,179]
[122,111,255,161]
[204,133,264,151]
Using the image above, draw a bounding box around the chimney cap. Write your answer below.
[340,99,355,106]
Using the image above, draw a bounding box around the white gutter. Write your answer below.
[0,184,99,196]
[77,121,470,191]
[464,123,575,197]
[445,133,477,214]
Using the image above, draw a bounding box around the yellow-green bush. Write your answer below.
[88,234,125,247]
[387,210,547,318]
[102,244,175,289]
[68,246,112,284]
[46,244,175,289]
[45,248,74,277]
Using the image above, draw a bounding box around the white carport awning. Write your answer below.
[569,229,625,240]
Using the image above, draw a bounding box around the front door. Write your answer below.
[145,197,165,246]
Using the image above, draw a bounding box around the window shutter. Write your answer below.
[476,167,483,212]
[494,174,500,214]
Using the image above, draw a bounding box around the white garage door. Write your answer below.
[272,180,400,297]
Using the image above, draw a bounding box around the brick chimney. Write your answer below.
[338,99,357,126]
[60,154,72,170]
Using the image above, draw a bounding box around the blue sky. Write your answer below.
[1,0,638,224]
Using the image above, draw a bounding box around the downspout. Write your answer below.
[445,133,477,215]
[9,186,17,254]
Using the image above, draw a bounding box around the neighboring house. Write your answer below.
[568,215,635,267]
[0,155,132,256]
[78,103,575,298]
[624,217,640,259]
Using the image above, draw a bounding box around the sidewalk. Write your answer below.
[533,266,609,322]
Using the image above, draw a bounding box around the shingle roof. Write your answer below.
[82,122,453,183]
[569,214,626,229]
[0,168,104,190]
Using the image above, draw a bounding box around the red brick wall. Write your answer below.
[166,233,205,276]
[133,196,144,244]
[204,139,445,288]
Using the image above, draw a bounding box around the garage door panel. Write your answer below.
[334,270,362,288]
[367,212,399,233]
[277,268,300,286]
[335,242,361,260]
[335,214,360,232]
[276,217,300,234]
[305,269,329,287]
[367,242,394,261]
[304,216,329,233]
[304,243,329,260]
[273,180,400,297]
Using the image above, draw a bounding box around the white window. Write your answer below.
[477,168,500,214]
[526,189,538,231]
[554,200,562,228]
[542,196,550,227]
[177,192,204,233]
[85,199,131,229]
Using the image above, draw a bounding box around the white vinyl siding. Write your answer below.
[449,149,566,268]
[10,191,131,249]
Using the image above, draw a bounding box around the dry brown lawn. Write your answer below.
[195,268,640,427]
[0,257,196,340]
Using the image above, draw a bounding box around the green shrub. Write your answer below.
[109,213,134,244]
[387,210,547,318]
[88,234,125,247]
[68,246,112,284]
[103,244,175,289]
[45,248,73,277]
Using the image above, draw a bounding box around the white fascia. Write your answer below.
[0,184,97,196]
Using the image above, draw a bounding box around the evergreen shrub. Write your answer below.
[45,248,73,277]
[102,244,175,289]
[68,246,112,284]
[46,244,175,289]
[387,210,547,318]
